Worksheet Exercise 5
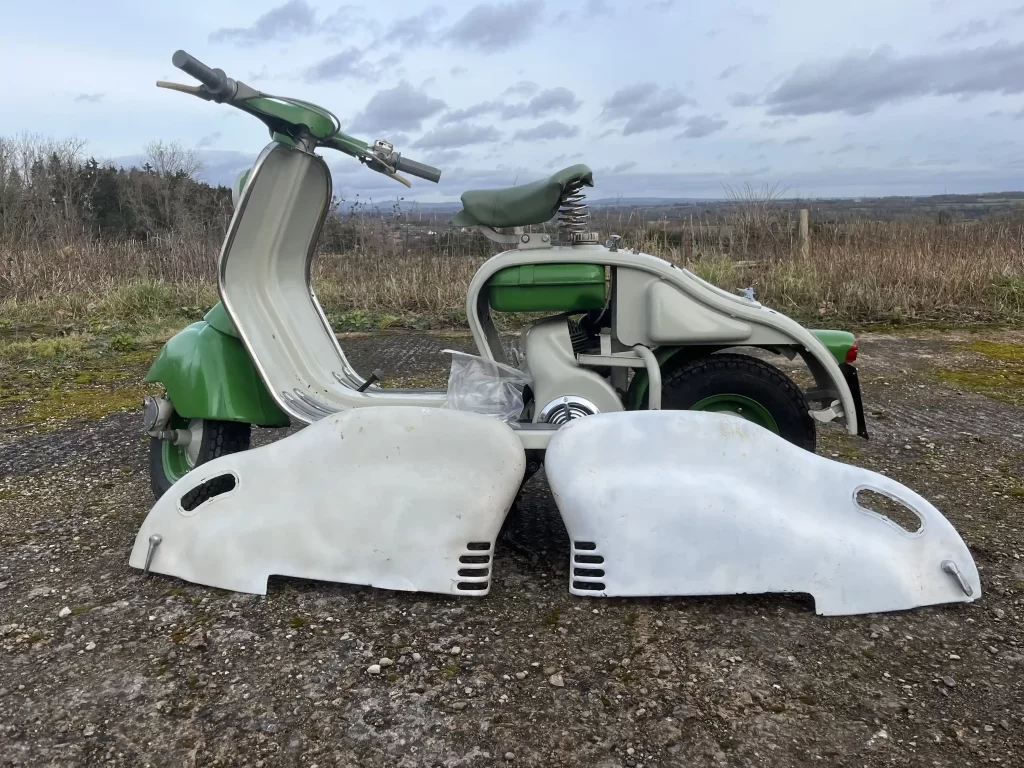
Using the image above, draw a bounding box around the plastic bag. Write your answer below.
[441,349,532,423]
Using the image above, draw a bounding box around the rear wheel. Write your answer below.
[657,352,816,452]
[149,413,251,500]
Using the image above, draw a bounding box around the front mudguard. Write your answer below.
[145,316,289,428]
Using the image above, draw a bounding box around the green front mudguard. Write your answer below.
[145,304,289,427]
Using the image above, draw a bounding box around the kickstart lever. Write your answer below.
[356,369,386,392]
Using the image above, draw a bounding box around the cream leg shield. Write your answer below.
[129,407,526,596]
[545,411,980,616]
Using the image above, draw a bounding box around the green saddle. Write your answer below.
[452,164,593,229]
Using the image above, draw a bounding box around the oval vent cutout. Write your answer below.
[856,489,922,533]
[181,473,237,512]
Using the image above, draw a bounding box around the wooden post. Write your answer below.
[798,208,809,259]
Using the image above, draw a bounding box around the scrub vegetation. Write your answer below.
[1,134,1023,342]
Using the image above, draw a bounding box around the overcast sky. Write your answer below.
[3,0,1024,201]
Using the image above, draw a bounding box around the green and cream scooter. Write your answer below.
[132,51,984,616]
[143,50,869,499]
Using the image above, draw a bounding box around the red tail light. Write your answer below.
[845,341,859,364]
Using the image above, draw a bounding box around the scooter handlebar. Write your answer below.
[396,156,442,184]
[172,50,234,100]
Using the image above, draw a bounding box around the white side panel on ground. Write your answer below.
[545,410,981,615]
[129,407,526,596]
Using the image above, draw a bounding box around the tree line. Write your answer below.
[0,134,234,247]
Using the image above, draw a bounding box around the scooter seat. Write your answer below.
[452,164,593,229]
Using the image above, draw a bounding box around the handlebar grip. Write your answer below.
[172,50,227,92]
[395,156,442,183]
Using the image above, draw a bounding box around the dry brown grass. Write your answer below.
[2,209,1022,332]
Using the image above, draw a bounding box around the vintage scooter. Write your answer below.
[130,51,979,616]
[143,50,869,500]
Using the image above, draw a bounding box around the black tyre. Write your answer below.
[656,352,816,452]
[149,414,251,500]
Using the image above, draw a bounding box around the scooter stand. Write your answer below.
[498,517,541,565]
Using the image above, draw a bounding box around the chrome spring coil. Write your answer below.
[557,180,590,239]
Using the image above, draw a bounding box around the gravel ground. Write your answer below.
[1,329,1023,767]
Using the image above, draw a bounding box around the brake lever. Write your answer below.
[156,81,215,101]
[360,156,412,187]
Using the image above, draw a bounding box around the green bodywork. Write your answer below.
[689,394,780,433]
[623,329,857,410]
[203,301,239,337]
[453,164,594,229]
[146,305,289,427]
[810,329,857,365]
[487,263,607,312]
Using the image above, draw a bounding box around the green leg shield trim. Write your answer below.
[145,320,289,427]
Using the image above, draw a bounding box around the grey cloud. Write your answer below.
[596,128,618,139]
[386,6,447,46]
[610,161,638,173]
[441,87,579,124]
[451,66,468,77]
[761,117,796,129]
[210,0,316,44]
[438,101,505,124]
[348,81,447,133]
[446,1,544,52]
[676,115,727,139]
[940,19,997,42]
[545,152,584,168]
[645,0,674,9]
[413,124,502,149]
[304,48,378,82]
[728,92,758,107]
[197,132,221,149]
[524,87,582,117]
[421,149,464,166]
[784,135,813,145]
[504,81,539,97]
[766,42,1024,116]
[602,82,659,116]
[602,82,695,135]
[513,120,581,141]
[75,93,104,103]
[556,0,612,22]
[719,65,741,80]
[625,94,695,135]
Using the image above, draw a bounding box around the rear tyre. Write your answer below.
[149,414,251,500]
[657,352,816,452]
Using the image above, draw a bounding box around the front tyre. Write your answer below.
[149,414,251,500]
[659,352,816,452]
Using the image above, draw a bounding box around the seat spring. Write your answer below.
[557,181,590,239]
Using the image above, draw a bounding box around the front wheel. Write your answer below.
[658,353,816,452]
[149,414,251,500]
